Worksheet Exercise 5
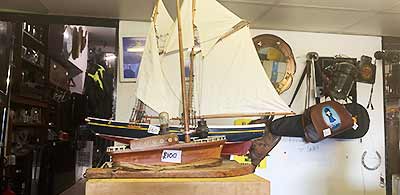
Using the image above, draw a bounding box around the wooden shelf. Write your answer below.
[11,95,48,108]
[21,57,44,70]
[23,31,47,53]
[23,31,44,46]
[13,123,48,128]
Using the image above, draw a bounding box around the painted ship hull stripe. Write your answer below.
[87,122,264,134]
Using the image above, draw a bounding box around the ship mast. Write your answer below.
[188,0,196,125]
[176,0,191,143]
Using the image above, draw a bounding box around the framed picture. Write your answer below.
[120,37,146,82]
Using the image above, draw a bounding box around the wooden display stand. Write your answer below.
[85,160,255,178]
[86,174,270,195]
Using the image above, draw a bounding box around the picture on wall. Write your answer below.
[120,37,146,82]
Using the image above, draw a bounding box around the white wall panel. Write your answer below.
[252,29,384,195]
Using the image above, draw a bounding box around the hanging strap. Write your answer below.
[289,65,307,107]
[366,59,377,110]
[305,59,312,110]
[366,84,374,110]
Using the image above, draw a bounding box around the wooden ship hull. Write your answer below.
[107,134,226,168]
[86,117,261,155]
[101,132,252,156]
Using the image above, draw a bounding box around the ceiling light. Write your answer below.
[127,47,144,52]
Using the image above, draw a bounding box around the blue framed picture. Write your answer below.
[120,37,146,82]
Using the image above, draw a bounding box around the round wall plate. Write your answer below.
[253,34,296,94]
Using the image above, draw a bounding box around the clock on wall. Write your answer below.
[62,25,73,59]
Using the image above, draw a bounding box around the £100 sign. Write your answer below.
[161,150,182,163]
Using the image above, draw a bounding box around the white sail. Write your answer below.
[135,0,182,118]
[191,0,292,116]
[164,0,194,53]
[136,24,182,118]
[153,0,174,51]
[160,51,187,106]
[137,0,291,119]
[195,26,292,116]
[155,0,196,117]
[194,0,242,56]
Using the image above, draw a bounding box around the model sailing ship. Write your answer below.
[86,0,293,161]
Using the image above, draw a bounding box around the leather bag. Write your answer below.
[303,101,353,143]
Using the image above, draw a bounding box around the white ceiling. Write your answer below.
[1,0,400,37]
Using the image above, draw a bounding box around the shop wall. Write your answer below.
[251,29,384,195]
[116,21,385,195]
[116,21,149,121]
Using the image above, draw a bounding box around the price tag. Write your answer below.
[352,123,359,130]
[161,150,182,163]
[323,128,331,137]
[147,125,160,135]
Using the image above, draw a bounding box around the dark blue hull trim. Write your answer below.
[86,118,264,142]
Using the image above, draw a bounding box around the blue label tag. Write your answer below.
[321,106,341,131]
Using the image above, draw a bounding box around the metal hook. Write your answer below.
[306,52,319,61]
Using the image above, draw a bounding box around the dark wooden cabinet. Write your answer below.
[3,21,80,195]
